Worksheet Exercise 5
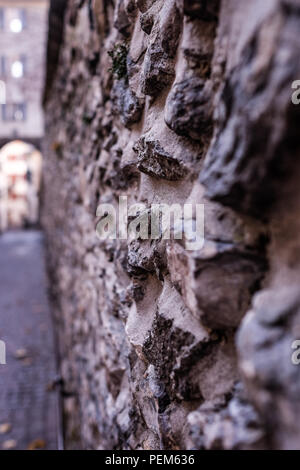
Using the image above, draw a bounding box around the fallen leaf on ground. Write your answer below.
[2,439,17,450]
[27,439,46,450]
[0,423,12,434]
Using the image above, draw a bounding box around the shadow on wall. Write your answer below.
[0,140,42,232]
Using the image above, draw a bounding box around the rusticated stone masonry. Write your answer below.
[42,0,300,449]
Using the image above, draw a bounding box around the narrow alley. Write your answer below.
[0,230,60,450]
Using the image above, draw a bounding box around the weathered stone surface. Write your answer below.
[187,382,265,449]
[183,0,220,21]
[141,0,182,95]
[165,78,213,141]
[167,239,266,329]
[133,136,189,180]
[200,1,300,216]
[237,285,300,449]
[140,11,154,35]
[114,0,134,36]
[42,0,300,451]
[113,79,145,127]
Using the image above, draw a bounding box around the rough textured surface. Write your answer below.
[42,0,300,449]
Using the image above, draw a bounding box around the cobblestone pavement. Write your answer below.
[0,230,60,450]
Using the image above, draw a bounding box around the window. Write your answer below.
[0,8,27,32]
[0,54,26,79]
[11,58,24,78]
[9,9,26,33]
[10,18,22,33]
[0,55,26,78]
[1,103,26,122]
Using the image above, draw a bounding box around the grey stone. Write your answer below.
[133,137,189,180]
[114,79,145,127]
[141,0,182,96]
[200,6,300,216]
[183,0,220,21]
[165,78,213,141]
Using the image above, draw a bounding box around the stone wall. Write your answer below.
[0,0,48,140]
[42,0,300,450]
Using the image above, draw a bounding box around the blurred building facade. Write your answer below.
[0,0,48,147]
[0,0,47,230]
[0,141,42,230]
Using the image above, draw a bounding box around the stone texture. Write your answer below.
[165,78,213,141]
[133,136,189,180]
[200,0,300,216]
[42,0,300,450]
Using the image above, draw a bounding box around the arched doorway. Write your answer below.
[0,140,42,231]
